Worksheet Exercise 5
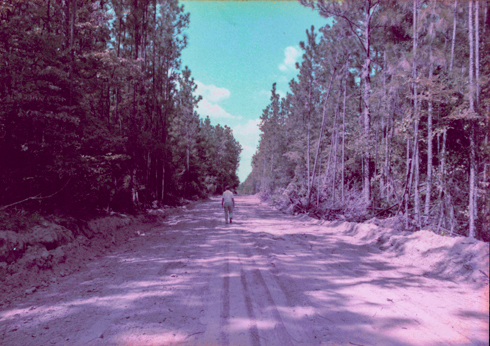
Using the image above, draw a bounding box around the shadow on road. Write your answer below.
[0,196,488,345]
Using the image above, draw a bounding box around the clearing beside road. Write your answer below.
[1,195,488,345]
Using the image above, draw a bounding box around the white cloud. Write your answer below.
[195,81,230,103]
[194,81,241,119]
[233,118,261,143]
[279,46,301,72]
[197,99,236,119]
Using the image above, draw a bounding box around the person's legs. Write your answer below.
[229,205,234,223]
[224,205,229,223]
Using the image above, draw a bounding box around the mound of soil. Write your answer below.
[0,211,172,307]
[314,219,489,287]
[269,195,489,287]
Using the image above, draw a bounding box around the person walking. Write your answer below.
[222,186,235,224]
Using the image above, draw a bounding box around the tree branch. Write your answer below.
[0,179,71,211]
[317,5,365,52]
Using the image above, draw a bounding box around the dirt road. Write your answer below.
[1,195,488,345]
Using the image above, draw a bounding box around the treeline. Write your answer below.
[0,0,241,213]
[242,0,489,240]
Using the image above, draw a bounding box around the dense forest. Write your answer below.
[241,0,489,241]
[0,0,242,214]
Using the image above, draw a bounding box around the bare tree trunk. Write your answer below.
[362,0,372,206]
[468,0,476,238]
[270,134,275,191]
[186,143,190,198]
[484,131,489,235]
[117,16,122,57]
[46,0,51,33]
[437,131,446,232]
[341,67,348,203]
[412,0,421,228]
[405,138,411,229]
[261,144,267,192]
[474,1,480,234]
[332,104,340,203]
[306,87,312,201]
[475,0,480,108]
[155,157,159,201]
[146,151,150,204]
[385,107,393,203]
[69,0,76,108]
[414,132,421,228]
[321,107,339,204]
[374,107,379,187]
[424,51,434,221]
[438,0,457,235]
[161,164,166,202]
[485,130,488,194]
[316,151,324,208]
[450,0,458,72]
[308,69,336,206]
[152,0,157,127]
[469,1,475,114]
[133,0,139,60]
[380,51,388,200]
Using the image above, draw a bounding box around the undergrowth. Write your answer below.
[0,209,45,234]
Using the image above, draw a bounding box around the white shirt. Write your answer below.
[222,190,233,204]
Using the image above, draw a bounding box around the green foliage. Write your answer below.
[249,0,488,240]
[0,209,44,234]
[0,0,241,212]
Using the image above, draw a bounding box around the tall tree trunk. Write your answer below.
[320,104,339,205]
[468,0,476,238]
[414,132,421,227]
[262,146,267,191]
[341,66,348,202]
[412,0,421,227]
[450,0,457,72]
[270,133,275,191]
[308,69,336,206]
[475,0,480,108]
[484,133,489,236]
[380,51,388,200]
[185,129,190,198]
[145,152,149,204]
[133,0,139,59]
[46,0,51,33]
[474,2,480,236]
[306,87,312,201]
[331,104,339,203]
[362,0,372,206]
[439,131,456,234]
[152,0,157,126]
[405,138,411,229]
[69,0,76,108]
[439,0,457,235]
[424,51,434,221]
[117,16,122,57]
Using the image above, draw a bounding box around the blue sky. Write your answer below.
[180,0,329,183]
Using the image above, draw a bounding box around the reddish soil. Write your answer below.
[0,195,488,345]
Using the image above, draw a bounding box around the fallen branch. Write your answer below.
[374,203,399,217]
[0,179,71,211]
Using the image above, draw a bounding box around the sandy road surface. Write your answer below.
[1,195,488,345]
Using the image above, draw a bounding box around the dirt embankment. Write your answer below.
[0,207,183,307]
[315,218,490,286]
[268,196,489,286]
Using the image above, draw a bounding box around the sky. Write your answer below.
[180,0,329,183]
